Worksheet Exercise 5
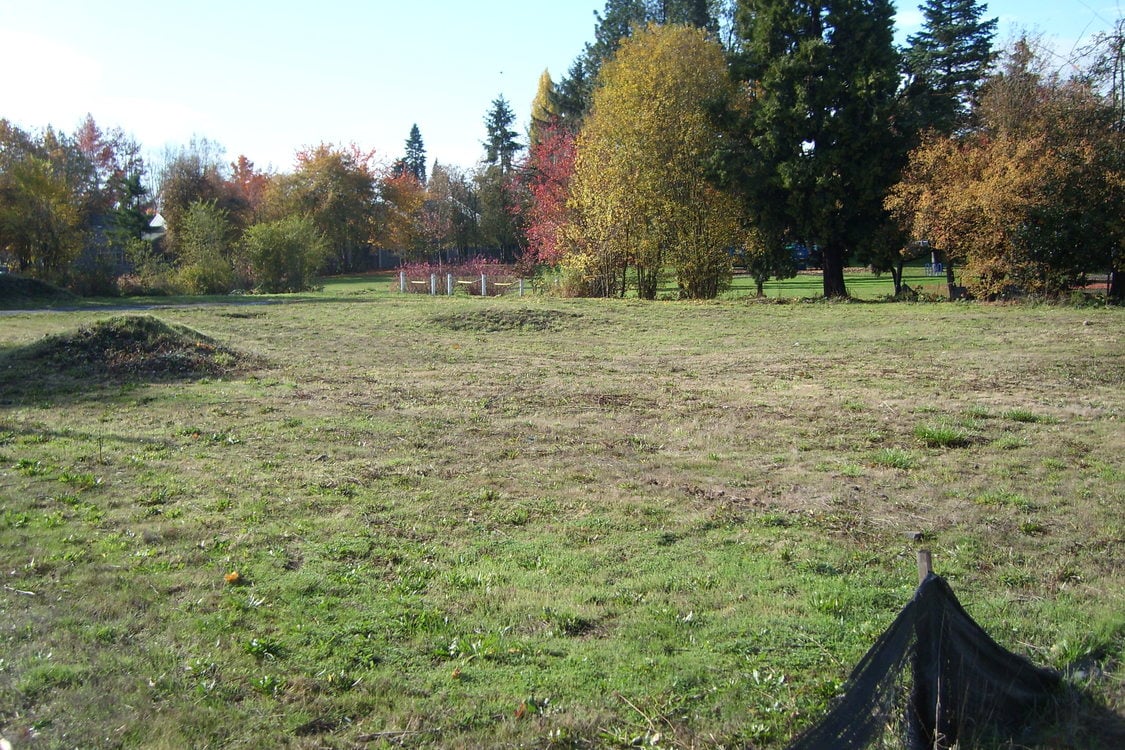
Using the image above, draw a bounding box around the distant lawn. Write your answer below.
[724,260,950,300]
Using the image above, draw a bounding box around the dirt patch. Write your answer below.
[1,314,255,383]
[432,308,580,333]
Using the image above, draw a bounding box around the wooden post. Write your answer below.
[430,273,436,296]
[917,549,933,585]
[481,273,487,296]
[399,271,406,293]
[447,273,453,296]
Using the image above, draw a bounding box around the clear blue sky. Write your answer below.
[0,1,1119,175]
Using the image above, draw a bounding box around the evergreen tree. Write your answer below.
[904,0,998,134]
[723,0,903,298]
[478,97,525,260]
[482,96,523,174]
[646,0,718,31]
[557,57,594,127]
[402,124,427,185]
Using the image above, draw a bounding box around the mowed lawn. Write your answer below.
[1,283,1122,748]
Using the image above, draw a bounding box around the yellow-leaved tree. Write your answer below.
[564,23,743,299]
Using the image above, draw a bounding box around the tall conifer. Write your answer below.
[904,0,998,134]
[402,124,427,185]
[725,0,902,298]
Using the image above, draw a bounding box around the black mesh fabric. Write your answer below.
[786,573,1061,750]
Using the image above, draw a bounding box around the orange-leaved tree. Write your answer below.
[265,143,379,273]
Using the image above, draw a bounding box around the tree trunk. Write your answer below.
[944,252,959,300]
[891,261,903,297]
[1110,268,1122,303]
[822,241,848,298]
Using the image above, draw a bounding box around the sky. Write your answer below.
[0,1,1120,176]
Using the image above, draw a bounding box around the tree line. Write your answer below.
[532,0,1122,301]
[1,0,1121,301]
[0,100,526,295]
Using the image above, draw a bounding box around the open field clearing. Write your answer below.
[1,286,1122,748]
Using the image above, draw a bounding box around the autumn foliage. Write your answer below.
[521,125,576,267]
[887,39,1123,299]
[563,24,743,299]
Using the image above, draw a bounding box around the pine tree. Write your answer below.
[725,0,903,298]
[904,0,998,134]
[557,57,594,127]
[482,96,523,174]
[402,124,427,185]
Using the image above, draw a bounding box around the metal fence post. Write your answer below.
[399,271,406,293]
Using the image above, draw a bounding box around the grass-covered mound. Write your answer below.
[0,274,76,308]
[0,315,252,386]
[432,308,581,332]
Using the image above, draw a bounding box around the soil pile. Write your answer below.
[2,315,252,382]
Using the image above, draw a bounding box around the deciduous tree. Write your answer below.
[522,125,576,267]
[154,138,234,259]
[557,0,721,124]
[241,215,327,292]
[229,155,270,224]
[425,162,478,261]
[175,200,237,293]
[0,153,84,279]
[738,226,797,297]
[529,70,561,147]
[567,23,743,299]
[887,38,1123,299]
[379,170,428,260]
[265,143,378,272]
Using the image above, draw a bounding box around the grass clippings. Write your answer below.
[0,315,254,392]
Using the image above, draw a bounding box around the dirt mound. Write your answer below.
[3,315,252,382]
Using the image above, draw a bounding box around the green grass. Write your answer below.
[0,281,1122,747]
[872,447,918,470]
[914,422,973,448]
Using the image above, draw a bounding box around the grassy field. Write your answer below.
[1,279,1122,748]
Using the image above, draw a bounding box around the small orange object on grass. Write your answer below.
[224,571,241,584]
